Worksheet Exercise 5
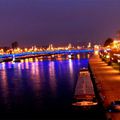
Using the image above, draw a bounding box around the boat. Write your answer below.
[72,67,98,109]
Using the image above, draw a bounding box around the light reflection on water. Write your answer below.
[68,59,74,88]
[0,55,89,112]
[0,64,9,106]
[48,61,57,96]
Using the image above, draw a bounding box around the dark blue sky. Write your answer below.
[0,0,120,47]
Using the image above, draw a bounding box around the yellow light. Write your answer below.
[25,59,29,62]
[21,59,24,63]
[94,51,99,55]
[106,55,110,58]
[77,54,80,59]
[112,40,120,49]
[35,58,38,62]
[24,48,27,52]
[29,58,33,62]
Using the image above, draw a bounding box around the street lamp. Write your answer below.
[118,59,120,73]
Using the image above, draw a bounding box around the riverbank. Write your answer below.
[89,55,120,120]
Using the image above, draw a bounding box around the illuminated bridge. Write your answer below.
[0,49,94,61]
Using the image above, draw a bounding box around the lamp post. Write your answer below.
[118,59,120,73]
[106,52,111,66]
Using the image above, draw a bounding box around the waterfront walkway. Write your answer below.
[89,55,120,120]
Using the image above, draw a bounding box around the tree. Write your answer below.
[104,38,113,47]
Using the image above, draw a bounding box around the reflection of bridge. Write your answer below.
[0,49,94,62]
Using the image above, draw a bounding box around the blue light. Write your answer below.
[0,49,93,59]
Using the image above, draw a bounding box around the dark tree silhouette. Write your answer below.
[104,38,113,47]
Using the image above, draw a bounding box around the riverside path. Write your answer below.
[89,55,120,120]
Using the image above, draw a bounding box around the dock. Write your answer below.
[89,55,120,120]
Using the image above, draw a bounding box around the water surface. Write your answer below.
[0,56,105,119]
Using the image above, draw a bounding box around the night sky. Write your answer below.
[0,0,120,47]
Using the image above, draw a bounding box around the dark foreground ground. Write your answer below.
[0,103,106,120]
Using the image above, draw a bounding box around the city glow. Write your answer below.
[0,43,94,63]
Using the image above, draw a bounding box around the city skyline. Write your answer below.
[0,0,120,47]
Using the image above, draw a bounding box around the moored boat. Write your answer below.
[72,67,98,110]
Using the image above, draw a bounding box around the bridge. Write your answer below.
[0,49,93,62]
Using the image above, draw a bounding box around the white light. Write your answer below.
[106,55,110,58]
[68,55,72,59]
[118,59,120,63]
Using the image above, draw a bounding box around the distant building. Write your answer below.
[87,42,91,48]
[12,41,18,49]
[68,43,72,49]
[3,47,10,52]
[41,45,48,50]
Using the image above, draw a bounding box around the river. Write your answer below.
[0,54,106,120]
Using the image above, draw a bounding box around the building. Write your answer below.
[12,41,18,49]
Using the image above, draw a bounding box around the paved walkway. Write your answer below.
[89,55,120,120]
